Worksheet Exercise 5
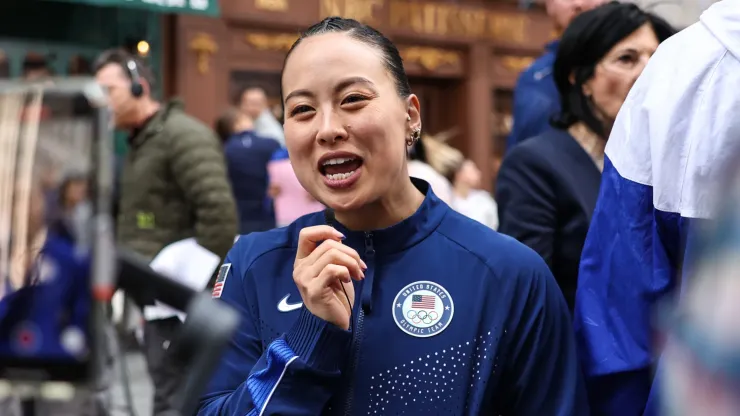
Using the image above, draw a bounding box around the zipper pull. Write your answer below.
[364,232,375,258]
[361,232,375,313]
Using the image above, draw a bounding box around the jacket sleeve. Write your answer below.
[169,127,238,260]
[496,145,557,267]
[198,238,353,415]
[500,254,590,415]
[573,156,686,415]
[506,85,558,152]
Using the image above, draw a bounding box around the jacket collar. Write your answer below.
[325,178,447,255]
[129,99,184,148]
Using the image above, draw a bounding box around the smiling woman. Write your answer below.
[198,16,588,416]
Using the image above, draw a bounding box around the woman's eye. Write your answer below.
[618,54,635,64]
[342,95,366,104]
[290,105,313,116]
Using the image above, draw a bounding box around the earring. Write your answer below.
[406,126,421,147]
[406,114,411,121]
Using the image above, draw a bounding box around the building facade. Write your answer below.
[171,0,554,190]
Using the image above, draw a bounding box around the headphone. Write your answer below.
[125,59,144,98]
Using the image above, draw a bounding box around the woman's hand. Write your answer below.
[293,226,367,330]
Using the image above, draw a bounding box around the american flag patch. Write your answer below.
[212,263,231,298]
[411,294,436,309]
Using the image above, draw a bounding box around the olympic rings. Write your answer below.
[406,309,440,325]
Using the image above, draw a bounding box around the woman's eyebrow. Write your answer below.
[284,76,377,102]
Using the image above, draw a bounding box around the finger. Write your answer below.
[296,225,345,260]
[316,264,352,287]
[305,239,367,270]
[310,248,364,281]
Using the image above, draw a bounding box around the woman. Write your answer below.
[215,107,281,235]
[496,2,675,311]
[199,17,586,416]
[451,159,498,230]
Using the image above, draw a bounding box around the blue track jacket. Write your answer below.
[199,179,588,415]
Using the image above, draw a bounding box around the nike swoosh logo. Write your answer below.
[277,294,303,313]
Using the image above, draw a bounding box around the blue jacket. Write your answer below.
[0,230,90,360]
[506,40,561,152]
[224,130,282,234]
[199,180,588,415]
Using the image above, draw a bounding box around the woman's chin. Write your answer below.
[320,190,368,213]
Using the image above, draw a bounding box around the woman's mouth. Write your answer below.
[320,157,364,189]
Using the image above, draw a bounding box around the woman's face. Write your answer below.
[583,23,659,123]
[281,33,420,211]
[456,160,481,188]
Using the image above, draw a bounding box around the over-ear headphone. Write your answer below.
[126,59,144,98]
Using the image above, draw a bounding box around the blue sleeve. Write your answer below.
[573,156,686,415]
[270,147,289,161]
[499,254,589,415]
[496,144,557,267]
[506,83,558,152]
[198,239,353,415]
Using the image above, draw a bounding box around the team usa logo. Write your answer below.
[211,263,231,299]
[392,280,454,338]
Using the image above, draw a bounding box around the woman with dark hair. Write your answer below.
[199,16,586,416]
[496,2,675,311]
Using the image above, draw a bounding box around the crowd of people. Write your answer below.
[101,0,740,414]
[0,0,737,414]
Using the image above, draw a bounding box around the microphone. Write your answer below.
[113,248,240,416]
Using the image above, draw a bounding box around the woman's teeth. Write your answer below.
[326,171,356,180]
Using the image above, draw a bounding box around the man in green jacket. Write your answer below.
[94,49,237,415]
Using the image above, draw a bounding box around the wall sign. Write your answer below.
[388,1,528,43]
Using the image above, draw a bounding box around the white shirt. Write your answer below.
[452,190,499,230]
[408,160,453,204]
[254,110,285,146]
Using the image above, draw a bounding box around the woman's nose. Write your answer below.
[315,110,348,145]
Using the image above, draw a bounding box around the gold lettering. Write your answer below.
[255,0,287,12]
[434,5,452,36]
[387,0,532,43]
[423,4,436,35]
[321,0,383,25]
[409,4,425,34]
[388,1,408,28]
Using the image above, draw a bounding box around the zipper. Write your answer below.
[341,232,375,415]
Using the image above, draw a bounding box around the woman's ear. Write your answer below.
[406,94,421,130]
[581,80,593,98]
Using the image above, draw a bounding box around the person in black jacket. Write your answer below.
[496,2,676,311]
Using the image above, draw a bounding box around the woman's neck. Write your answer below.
[334,178,424,231]
[568,122,606,171]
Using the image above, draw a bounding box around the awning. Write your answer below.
[46,0,219,16]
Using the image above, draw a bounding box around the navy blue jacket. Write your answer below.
[198,179,588,415]
[224,130,281,234]
[507,40,561,152]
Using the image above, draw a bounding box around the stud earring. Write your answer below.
[406,126,421,147]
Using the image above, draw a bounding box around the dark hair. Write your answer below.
[214,108,243,144]
[93,48,156,92]
[280,17,411,109]
[409,137,427,163]
[551,2,676,138]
